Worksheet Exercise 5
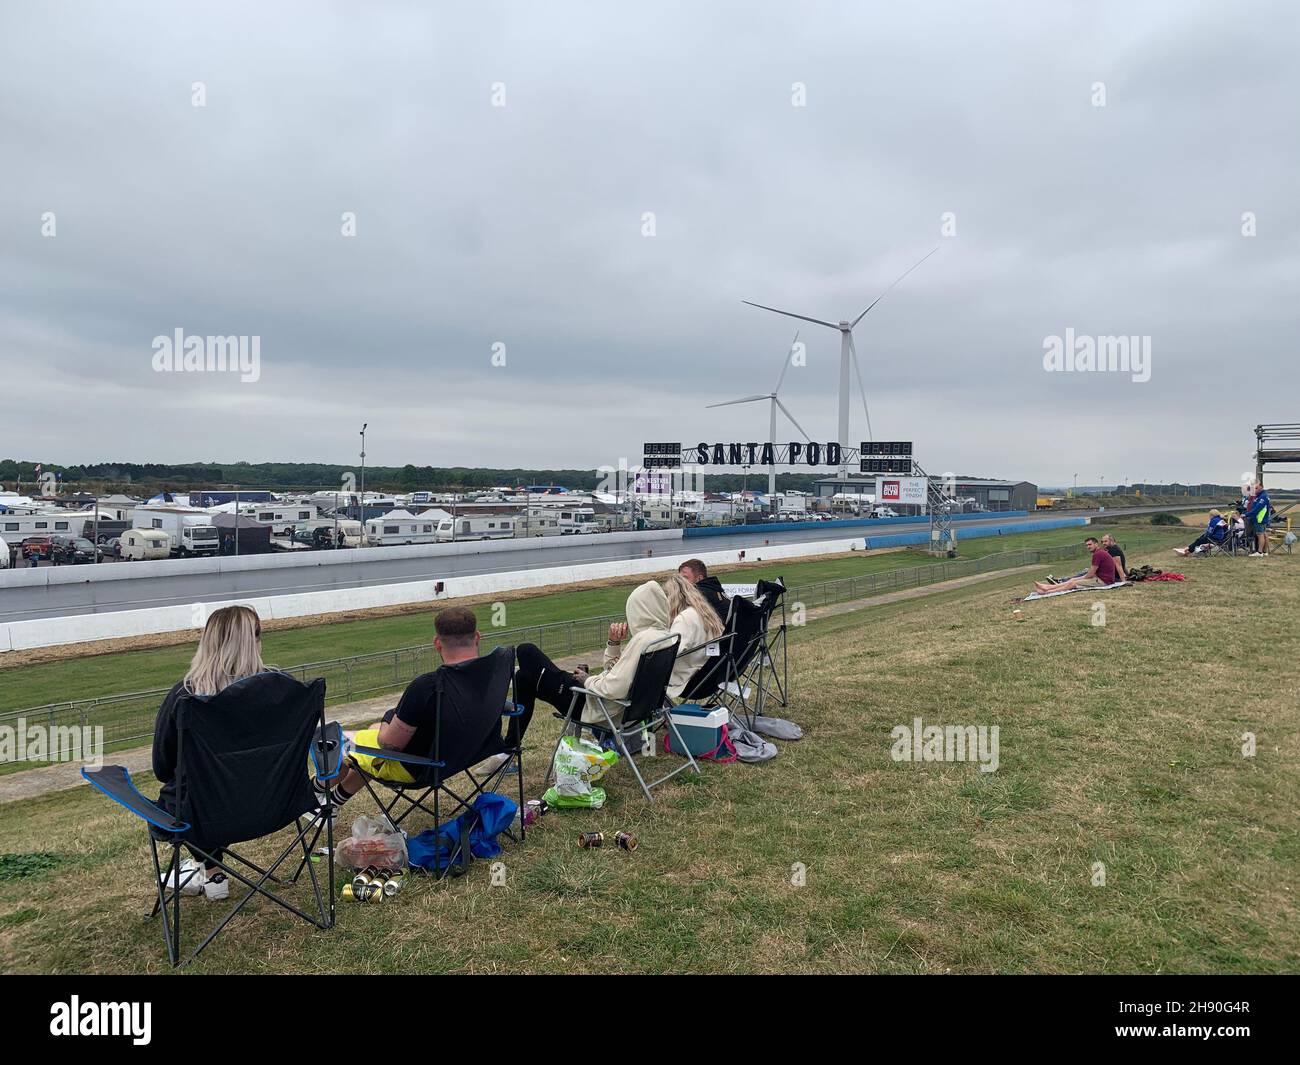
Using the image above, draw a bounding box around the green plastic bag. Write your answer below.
[545,735,618,809]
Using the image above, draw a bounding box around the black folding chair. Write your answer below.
[548,633,699,802]
[83,672,339,968]
[752,578,789,708]
[679,597,739,705]
[344,645,525,878]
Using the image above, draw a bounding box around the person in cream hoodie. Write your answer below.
[580,576,724,724]
[512,578,725,733]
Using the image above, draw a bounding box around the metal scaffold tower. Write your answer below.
[913,461,956,556]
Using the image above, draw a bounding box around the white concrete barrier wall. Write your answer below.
[0,528,685,589]
[0,536,861,651]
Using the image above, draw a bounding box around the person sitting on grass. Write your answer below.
[1174,511,1228,556]
[316,606,486,812]
[154,604,277,902]
[1100,533,1130,579]
[1032,537,1120,595]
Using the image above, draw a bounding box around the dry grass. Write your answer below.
[0,550,1295,974]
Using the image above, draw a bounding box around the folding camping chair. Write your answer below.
[712,580,788,729]
[343,645,525,878]
[82,673,339,968]
[678,597,739,706]
[548,633,699,802]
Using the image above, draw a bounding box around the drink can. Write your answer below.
[615,831,638,852]
[578,831,604,849]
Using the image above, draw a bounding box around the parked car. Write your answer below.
[53,536,102,565]
[20,535,55,561]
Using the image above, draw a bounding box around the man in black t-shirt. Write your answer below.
[317,607,481,808]
[1100,534,1129,580]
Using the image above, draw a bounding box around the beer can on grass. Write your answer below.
[578,831,604,849]
[382,872,404,897]
[615,831,638,852]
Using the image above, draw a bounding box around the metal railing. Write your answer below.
[0,543,1085,767]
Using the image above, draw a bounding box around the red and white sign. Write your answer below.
[876,477,927,505]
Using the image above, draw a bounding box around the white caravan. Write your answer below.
[365,509,450,546]
[120,529,172,560]
[434,515,517,541]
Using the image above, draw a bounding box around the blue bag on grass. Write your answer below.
[406,793,518,871]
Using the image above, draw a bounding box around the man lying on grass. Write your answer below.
[1032,537,1121,595]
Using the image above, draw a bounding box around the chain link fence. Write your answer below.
[0,542,1085,768]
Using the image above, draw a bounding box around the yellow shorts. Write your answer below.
[348,728,418,784]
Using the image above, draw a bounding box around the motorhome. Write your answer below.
[556,505,599,534]
[120,529,172,561]
[434,515,517,541]
[0,533,10,568]
[133,506,220,556]
[239,502,319,535]
[0,509,99,540]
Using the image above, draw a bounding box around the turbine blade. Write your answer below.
[774,397,813,441]
[705,395,768,409]
[849,332,874,441]
[742,301,839,330]
[774,330,800,394]
[851,246,940,327]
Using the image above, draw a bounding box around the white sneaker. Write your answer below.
[1249,552,1264,557]
[201,873,230,901]
[161,858,206,896]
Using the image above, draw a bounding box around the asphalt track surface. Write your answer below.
[0,506,1207,624]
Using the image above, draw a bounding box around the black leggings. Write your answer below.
[513,643,584,732]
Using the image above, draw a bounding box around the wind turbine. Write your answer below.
[743,247,939,472]
[707,332,812,507]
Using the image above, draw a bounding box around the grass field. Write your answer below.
[1,540,1294,974]
[0,523,1185,712]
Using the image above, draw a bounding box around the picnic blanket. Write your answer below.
[1019,580,1132,602]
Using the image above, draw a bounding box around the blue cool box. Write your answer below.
[668,704,729,756]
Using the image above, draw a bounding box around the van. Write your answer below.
[120,529,172,561]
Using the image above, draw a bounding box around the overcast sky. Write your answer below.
[2,0,1297,487]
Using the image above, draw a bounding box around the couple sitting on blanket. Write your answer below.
[1032,536,1125,595]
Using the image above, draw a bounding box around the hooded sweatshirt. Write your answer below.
[582,581,673,724]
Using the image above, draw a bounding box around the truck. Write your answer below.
[132,507,220,557]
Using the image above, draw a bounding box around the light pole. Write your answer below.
[359,423,367,543]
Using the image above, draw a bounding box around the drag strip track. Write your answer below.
[0,506,1211,624]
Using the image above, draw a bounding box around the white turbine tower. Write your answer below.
[707,332,812,506]
[743,247,939,472]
